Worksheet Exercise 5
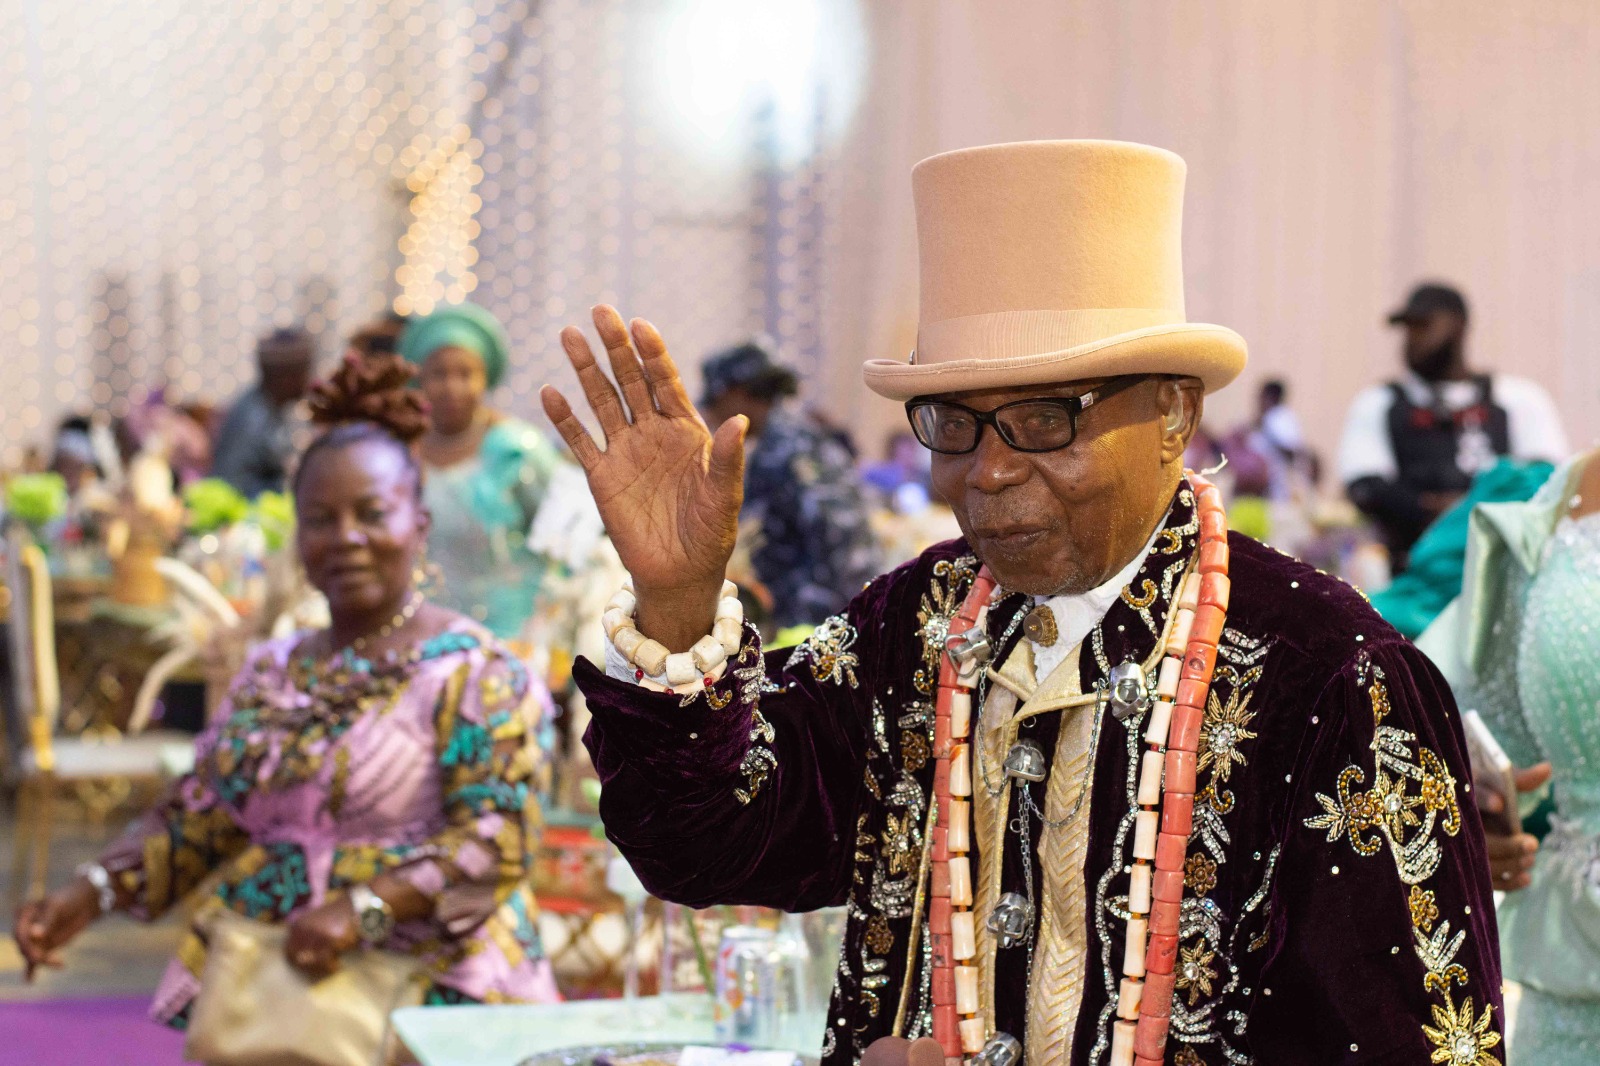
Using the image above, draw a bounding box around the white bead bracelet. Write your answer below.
[604,579,745,695]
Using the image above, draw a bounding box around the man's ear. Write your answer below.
[1157,377,1204,465]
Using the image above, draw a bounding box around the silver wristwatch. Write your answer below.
[75,862,116,915]
[348,884,395,945]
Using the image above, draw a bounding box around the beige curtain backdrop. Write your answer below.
[823,0,1600,469]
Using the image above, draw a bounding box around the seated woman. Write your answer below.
[13,352,560,1030]
[400,302,567,642]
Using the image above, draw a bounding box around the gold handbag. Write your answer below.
[184,908,427,1066]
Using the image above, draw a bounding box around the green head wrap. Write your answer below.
[398,302,510,389]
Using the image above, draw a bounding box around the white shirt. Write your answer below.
[1336,372,1569,485]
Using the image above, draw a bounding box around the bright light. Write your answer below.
[650,0,866,167]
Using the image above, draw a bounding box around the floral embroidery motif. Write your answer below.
[788,615,862,688]
[1198,684,1258,785]
[1176,938,1218,1005]
[1172,1049,1204,1066]
[1183,853,1218,897]
[1422,992,1502,1065]
[883,810,917,877]
[734,710,778,805]
[1121,579,1158,610]
[914,557,978,695]
[1410,885,1440,933]
[901,731,929,772]
[1303,659,1493,1061]
[865,914,895,955]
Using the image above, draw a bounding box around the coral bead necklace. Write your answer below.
[926,474,1231,1065]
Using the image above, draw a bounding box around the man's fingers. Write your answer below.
[1484,832,1537,861]
[560,325,629,435]
[631,318,699,420]
[905,1037,945,1066]
[1514,762,1553,792]
[1477,789,1504,815]
[592,306,655,421]
[706,416,748,510]
[540,386,604,470]
[860,1037,911,1066]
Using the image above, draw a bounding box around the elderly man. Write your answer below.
[543,142,1502,1066]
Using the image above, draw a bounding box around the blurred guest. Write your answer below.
[48,415,99,493]
[402,301,567,641]
[1338,282,1567,571]
[123,389,213,485]
[1418,448,1600,1060]
[12,353,559,1039]
[212,327,317,498]
[1251,378,1316,499]
[861,429,933,501]
[346,310,409,358]
[700,340,878,628]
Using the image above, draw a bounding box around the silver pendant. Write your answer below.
[1004,739,1047,783]
[973,1033,1022,1066]
[947,626,992,669]
[1108,659,1149,721]
[986,892,1034,949]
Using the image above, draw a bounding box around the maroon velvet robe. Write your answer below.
[578,482,1504,1065]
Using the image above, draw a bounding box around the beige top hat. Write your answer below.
[863,139,1246,401]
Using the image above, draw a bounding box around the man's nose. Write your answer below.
[964,426,1030,493]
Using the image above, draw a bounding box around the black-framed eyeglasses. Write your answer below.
[905,375,1146,455]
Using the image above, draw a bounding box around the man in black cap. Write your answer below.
[700,340,879,629]
[212,327,317,498]
[1337,282,1567,570]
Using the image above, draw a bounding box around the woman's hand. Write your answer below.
[13,878,101,981]
[541,306,746,651]
[1476,762,1551,892]
[285,895,361,980]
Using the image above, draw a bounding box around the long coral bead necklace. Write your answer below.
[926,474,1231,1066]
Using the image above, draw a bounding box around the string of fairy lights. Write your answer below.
[0,0,855,463]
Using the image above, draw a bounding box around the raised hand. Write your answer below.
[541,306,746,651]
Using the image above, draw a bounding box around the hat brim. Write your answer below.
[862,322,1247,401]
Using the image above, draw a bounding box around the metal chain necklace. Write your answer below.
[346,590,425,656]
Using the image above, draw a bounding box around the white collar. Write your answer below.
[1029,528,1160,685]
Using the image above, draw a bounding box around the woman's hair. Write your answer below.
[293,352,430,496]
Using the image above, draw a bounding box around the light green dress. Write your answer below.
[422,419,565,640]
[1419,458,1600,1061]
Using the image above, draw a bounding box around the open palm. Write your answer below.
[540,306,745,609]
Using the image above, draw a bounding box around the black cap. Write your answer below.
[1388,283,1468,325]
[700,341,798,404]
[257,327,316,367]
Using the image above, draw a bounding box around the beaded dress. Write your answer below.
[1420,458,1600,1062]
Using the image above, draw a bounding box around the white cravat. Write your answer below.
[1028,532,1157,681]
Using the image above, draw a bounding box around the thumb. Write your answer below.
[706,416,748,507]
[1514,762,1553,792]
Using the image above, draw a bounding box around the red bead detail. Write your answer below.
[1162,749,1197,795]
[934,715,953,759]
[1134,1057,1164,1066]
[1168,704,1204,753]
[1197,485,1225,515]
[635,668,645,681]
[931,863,951,898]
[1144,932,1179,975]
[932,826,949,863]
[1180,642,1217,683]
[1198,538,1229,575]
[1191,603,1226,647]
[934,758,951,797]
[936,796,951,827]
[930,895,952,933]
[930,931,952,969]
[1199,571,1231,610]
[1152,868,1186,903]
[1134,1014,1169,1060]
[932,964,957,1006]
[938,658,960,690]
[1160,791,1195,837]
[1155,830,1190,871]
[1174,678,1210,711]
[933,1005,960,1053]
[1200,508,1228,541]
[1141,970,1176,1017]
[1149,898,1182,937]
